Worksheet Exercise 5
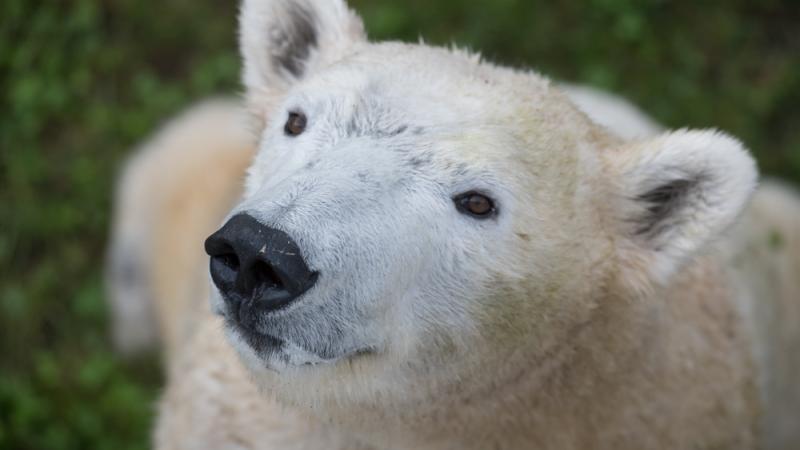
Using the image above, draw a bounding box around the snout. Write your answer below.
[204,214,318,324]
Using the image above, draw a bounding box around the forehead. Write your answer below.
[281,42,599,195]
[299,42,550,127]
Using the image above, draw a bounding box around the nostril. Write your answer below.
[205,237,237,264]
[209,253,239,290]
[205,238,237,288]
[218,253,240,271]
[252,260,284,290]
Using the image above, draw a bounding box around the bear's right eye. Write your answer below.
[453,191,496,219]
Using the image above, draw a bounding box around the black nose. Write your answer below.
[204,214,318,318]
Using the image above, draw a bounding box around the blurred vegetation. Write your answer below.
[0,0,797,448]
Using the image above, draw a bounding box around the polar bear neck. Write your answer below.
[317,257,758,450]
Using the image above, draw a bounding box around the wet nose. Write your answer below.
[204,214,318,316]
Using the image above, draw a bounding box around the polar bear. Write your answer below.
[106,0,800,448]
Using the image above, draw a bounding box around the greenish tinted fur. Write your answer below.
[768,230,785,251]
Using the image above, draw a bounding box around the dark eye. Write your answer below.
[453,191,496,218]
[284,111,307,136]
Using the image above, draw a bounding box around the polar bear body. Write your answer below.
[106,1,800,449]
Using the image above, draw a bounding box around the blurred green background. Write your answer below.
[1,0,798,448]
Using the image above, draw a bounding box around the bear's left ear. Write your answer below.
[604,129,757,285]
[240,0,366,115]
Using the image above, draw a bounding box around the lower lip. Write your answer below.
[229,320,285,351]
[227,318,378,366]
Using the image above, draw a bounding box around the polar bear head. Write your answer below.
[204,0,757,424]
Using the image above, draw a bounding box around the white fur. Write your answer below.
[221,1,759,377]
[561,84,662,139]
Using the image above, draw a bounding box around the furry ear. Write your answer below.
[605,129,757,285]
[240,0,365,111]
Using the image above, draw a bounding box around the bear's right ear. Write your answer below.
[603,129,757,287]
[240,0,366,115]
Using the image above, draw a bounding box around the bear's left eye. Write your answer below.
[284,111,307,136]
[453,191,496,219]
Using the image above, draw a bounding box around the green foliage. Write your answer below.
[0,0,797,448]
[1,0,237,448]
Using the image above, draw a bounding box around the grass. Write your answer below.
[0,0,797,448]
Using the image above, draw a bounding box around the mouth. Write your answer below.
[231,319,285,353]
[225,317,377,369]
